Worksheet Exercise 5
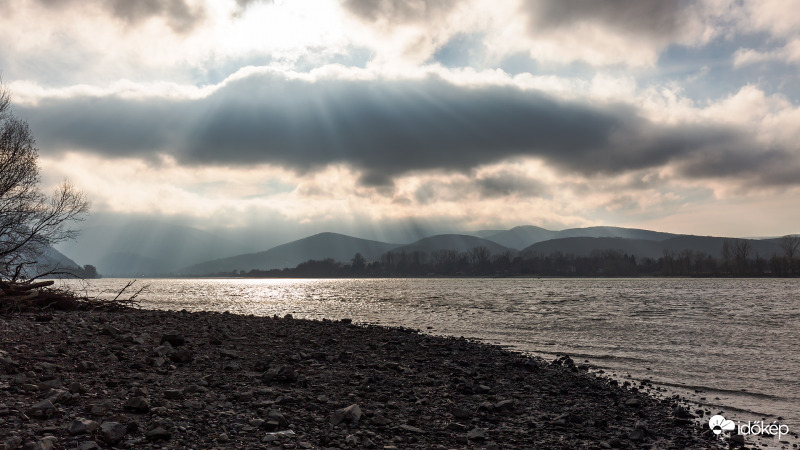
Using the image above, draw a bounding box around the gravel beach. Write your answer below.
[0,308,727,449]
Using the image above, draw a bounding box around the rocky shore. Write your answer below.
[1,308,726,449]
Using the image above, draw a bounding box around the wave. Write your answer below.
[652,381,781,400]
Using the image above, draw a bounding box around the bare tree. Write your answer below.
[780,235,800,275]
[734,239,751,275]
[0,83,90,281]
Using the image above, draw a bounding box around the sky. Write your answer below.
[2,0,800,245]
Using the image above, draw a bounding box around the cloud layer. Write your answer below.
[19,70,795,191]
[3,0,800,238]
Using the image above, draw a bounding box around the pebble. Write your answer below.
[0,309,729,450]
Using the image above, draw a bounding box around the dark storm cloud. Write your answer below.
[522,0,690,42]
[476,171,549,199]
[33,0,204,32]
[18,71,795,188]
[341,0,457,23]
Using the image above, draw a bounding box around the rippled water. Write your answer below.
[63,277,800,432]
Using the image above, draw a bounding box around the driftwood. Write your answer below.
[1,279,145,313]
[0,280,54,296]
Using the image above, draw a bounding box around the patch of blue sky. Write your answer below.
[430,32,487,69]
[652,33,800,102]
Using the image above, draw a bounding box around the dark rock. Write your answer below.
[145,426,171,441]
[163,389,183,400]
[263,365,297,383]
[77,442,100,450]
[673,405,693,419]
[169,347,193,364]
[67,382,87,394]
[399,424,424,433]
[33,439,55,450]
[330,404,362,426]
[100,325,121,336]
[447,422,468,432]
[466,427,486,441]
[268,409,288,426]
[124,396,149,413]
[495,399,514,411]
[160,333,185,347]
[99,422,127,445]
[625,398,640,407]
[629,427,646,441]
[27,400,55,418]
[223,361,241,371]
[450,407,472,419]
[69,418,100,436]
[370,414,391,427]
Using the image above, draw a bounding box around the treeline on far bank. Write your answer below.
[213,238,800,278]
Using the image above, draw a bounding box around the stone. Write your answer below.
[89,400,114,416]
[160,333,185,347]
[447,422,468,432]
[249,419,265,428]
[169,347,193,364]
[234,391,253,402]
[729,434,746,446]
[370,414,391,427]
[69,418,100,436]
[629,428,646,441]
[398,424,424,433]
[268,409,287,426]
[45,389,71,404]
[145,426,172,441]
[495,399,514,411]
[672,405,692,419]
[262,430,295,442]
[218,349,239,358]
[67,382,87,394]
[330,404,362,426]
[78,442,100,450]
[466,427,486,441]
[33,439,55,450]
[124,396,149,413]
[28,400,56,418]
[163,389,183,400]
[223,361,241,371]
[100,325,121,336]
[625,398,640,407]
[99,422,127,445]
[263,365,297,383]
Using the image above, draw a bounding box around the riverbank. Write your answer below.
[1,308,726,449]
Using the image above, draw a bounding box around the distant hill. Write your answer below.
[181,232,400,275]
[522,235,784,260]
[480,226,558,249]
[389,234,514,255]
[470,229,507,239]
[484,225,677,250]
[35,246,83,276]
[56,221,251,277]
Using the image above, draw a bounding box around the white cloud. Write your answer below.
[733,39,800,67]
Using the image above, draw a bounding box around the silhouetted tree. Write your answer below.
[780,235,800,275]
[351,253,366,274]
[0,83,89,281]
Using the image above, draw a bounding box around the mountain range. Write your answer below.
[54,223,795,277]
